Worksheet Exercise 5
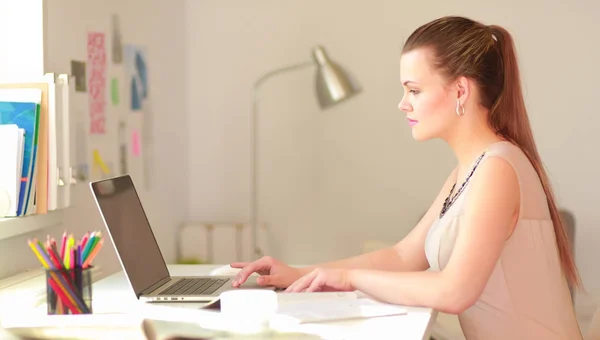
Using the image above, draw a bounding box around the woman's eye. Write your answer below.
[409,89,420,94]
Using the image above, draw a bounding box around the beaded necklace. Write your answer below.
[439,151,486,218]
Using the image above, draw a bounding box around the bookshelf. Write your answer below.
[0,211,63,241]
[0,3,75,242]
[0,74,72,240]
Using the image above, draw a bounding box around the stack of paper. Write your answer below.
[0,124,24,217]
[0,88,41,218]
[273,296,408,325]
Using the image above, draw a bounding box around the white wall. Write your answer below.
[185,0,600,297]
[0,0,188,279]
[0,0,44,82]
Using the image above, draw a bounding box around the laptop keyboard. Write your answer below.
[159,278,228,296]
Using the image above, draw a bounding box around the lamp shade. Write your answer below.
[312,45,360,109]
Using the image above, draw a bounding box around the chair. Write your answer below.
[587,307,600,339]
[560,209,576,304]
[562,210,600,339]
[430,312,465,340]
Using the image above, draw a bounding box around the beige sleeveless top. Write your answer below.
[425,141,582,340]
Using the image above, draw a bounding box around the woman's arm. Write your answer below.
[232,167,458,288]
[348,157,519,314]
[298,167,459,276]
[297,247,413,275]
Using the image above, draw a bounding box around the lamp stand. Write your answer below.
[250,61,314,260]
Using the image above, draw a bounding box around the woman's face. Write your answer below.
[398,48,458,141]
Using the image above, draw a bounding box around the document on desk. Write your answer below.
[274,297,408,324]
[277,291,359,304]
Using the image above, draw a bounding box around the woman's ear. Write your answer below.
[455,76,470,105]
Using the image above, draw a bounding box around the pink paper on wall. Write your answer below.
[131,129,141,157]
[87,32,107,134]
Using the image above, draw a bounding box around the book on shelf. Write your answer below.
[0,74,69,219]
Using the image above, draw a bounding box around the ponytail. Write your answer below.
[488,25,582,289]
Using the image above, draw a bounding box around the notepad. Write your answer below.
[277,291,360,304]
[274,297,407,324]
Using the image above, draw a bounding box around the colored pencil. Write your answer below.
[59,232,67,260]
[83,238,104,268]
[47,278,80,315]
[28,230,104,315]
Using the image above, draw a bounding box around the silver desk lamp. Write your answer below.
[250,45,361,259]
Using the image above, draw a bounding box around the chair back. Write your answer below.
[560,209,576,304]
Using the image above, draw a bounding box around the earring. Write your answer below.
[456,99,465,116]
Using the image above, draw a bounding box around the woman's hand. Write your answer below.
[230,256,303,288]
[285,268,354,293]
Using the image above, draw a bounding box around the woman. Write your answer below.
[231,16,582,339]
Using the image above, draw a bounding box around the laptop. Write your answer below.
[90,175,271,302]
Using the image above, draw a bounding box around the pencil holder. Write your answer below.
[45,267,93,315]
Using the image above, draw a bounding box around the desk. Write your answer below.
[0,264,437,339]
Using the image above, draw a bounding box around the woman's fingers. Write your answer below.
[306,274,324,292]
[230,262,249,268]
[286,269,318,293]
[232,257,273,287]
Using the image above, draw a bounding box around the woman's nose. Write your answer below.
[398,98,412,112]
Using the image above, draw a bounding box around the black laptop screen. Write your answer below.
[90,175,169,297]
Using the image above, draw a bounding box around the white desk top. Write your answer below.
[0,264,437,340]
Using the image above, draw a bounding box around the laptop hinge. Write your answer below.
[140,276,172,297]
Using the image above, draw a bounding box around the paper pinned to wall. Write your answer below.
[125,44,152,189]
[111,14,123,64]
[92,149,110,175]
[118,121,127,175]
[131,129,141,157]
[124,45,148,111]
[70,60,87,92]
[87,32,107,134]
[111,78,119,105]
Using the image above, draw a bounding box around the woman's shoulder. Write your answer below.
[486,140,524,158]
[484,141,532,172]
[483,140,551,218]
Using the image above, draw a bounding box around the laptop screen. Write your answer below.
[90,175,169,297]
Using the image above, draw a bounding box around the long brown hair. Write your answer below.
[402,16,581,288]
